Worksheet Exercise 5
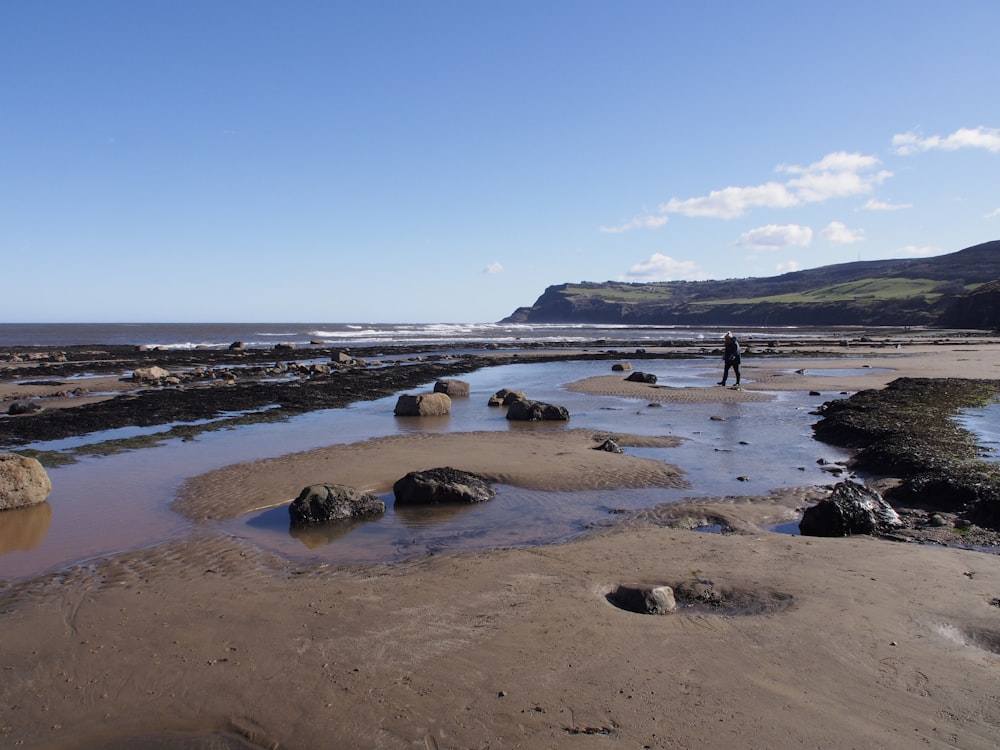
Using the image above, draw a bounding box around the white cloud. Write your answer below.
[861,198,911,211]
[892,126,1000,155]
[659,182,797,220]
[821,221,864,244]
[599,214,670,233]
[483,262,504,274]
[655,151,888,220]
[986,207,1000,219]
[778,152,891,203]
[776,261,801,273]
[734,224,813,250]
[624,253,705,280]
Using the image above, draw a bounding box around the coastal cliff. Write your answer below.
[503,240,1000,329]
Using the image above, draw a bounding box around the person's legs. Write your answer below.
[734,363,741,385]
[719,364,730,385]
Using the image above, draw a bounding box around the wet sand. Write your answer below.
[2,340,1000,748]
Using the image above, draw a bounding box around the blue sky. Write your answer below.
[3,1,999,323]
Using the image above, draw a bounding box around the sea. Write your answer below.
[0,321,850,350]
[0,322,992,580]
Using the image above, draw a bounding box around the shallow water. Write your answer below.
[956,401,1000,463]
[0,358,868,578]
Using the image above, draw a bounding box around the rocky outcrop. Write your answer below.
[0,453,52,510]
[394,392,451,416]
[505,399,570,421]
[813,377,1000,529]
[289,483,385,526]
[625,372,657,384]
[799,480,903,537]
[393,467,497,505]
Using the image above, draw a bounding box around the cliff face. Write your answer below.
[940,278,1000,330]
[502,240,1000,329]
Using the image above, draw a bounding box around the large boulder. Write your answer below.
[625,371,657,384]
[505,399,570,421]
[434,379,470,397]
[0,453,52,511]
[799,480,903,537]
[289,484,385,527]
[611,362,633,371]
[487,388,526,407]
[132,365,170,382]
[393,392,451,416]
[393,467,497,505]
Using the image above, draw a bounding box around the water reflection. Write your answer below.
[0,503,53,553]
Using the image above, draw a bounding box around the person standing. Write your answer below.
[718,331,741,387]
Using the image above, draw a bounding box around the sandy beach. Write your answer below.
[2,339,1000,749]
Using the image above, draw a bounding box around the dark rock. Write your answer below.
[228,341,245,350]
[799,480,903,537]
[289,483,385,527]
[393,467,497,505]
[506,399,570,421]
[625,371,657,384]
[7,401,43,415]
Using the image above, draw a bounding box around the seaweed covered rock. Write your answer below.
[799,480,903,537]
[625,371,657,384]
[393,467,497,505]
[289,483,386,526]
[812,377,1000,530]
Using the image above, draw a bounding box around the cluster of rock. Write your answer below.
[1,351,68,364]
[128,351,382,388]
[0,453,52,511]
[295,377,577,527]
[289,467,497,527]
[393,380,571,422]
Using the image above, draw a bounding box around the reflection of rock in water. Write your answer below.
[392,501,475,529]
[288,518,366,549]
[0,502,53,554]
